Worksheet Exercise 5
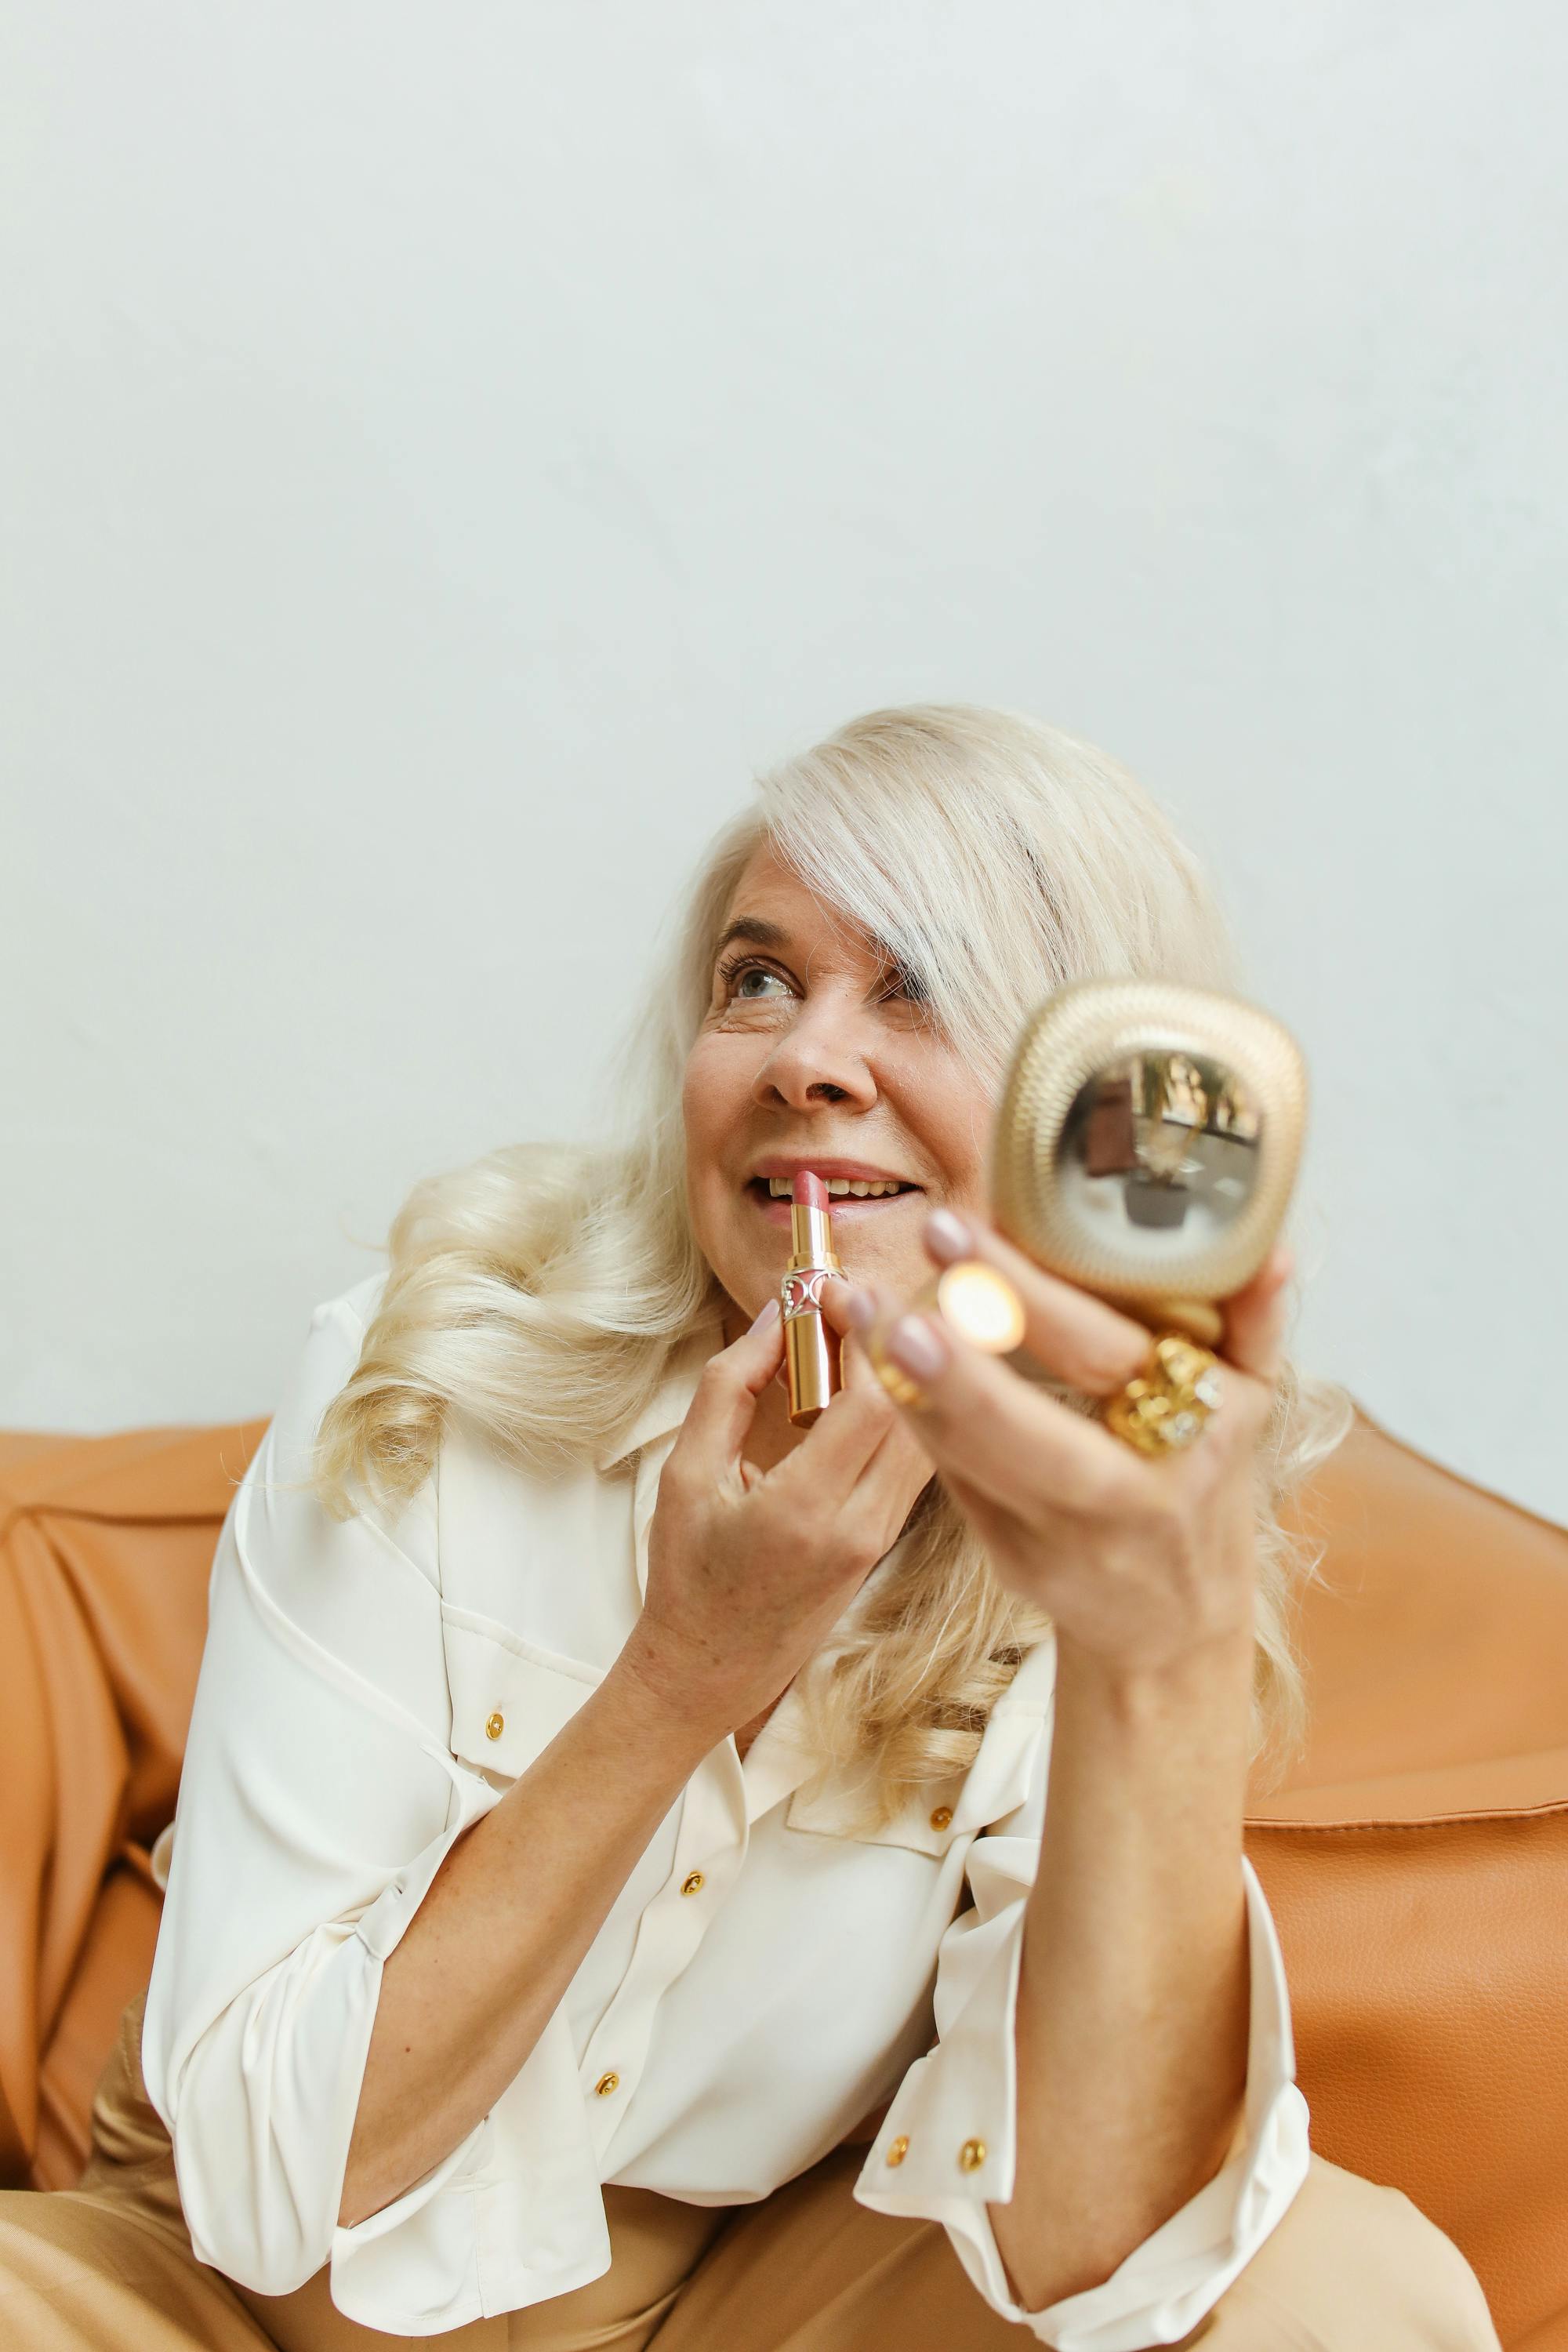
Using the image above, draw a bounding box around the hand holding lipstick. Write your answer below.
[627,1251,930,1744]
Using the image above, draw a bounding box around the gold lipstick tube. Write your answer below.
[780,1196,843,1425]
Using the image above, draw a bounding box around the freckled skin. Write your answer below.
[681,843,997,1470]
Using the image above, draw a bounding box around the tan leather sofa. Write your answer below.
[2,1410,1565,2347]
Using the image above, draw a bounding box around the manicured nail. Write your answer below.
[885,1314,949,1381]
[750,1297,780,1331]
[925,1208,975,1265]
[840,1287,876,1331]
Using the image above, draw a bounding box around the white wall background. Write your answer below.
[2,2,1563,1520]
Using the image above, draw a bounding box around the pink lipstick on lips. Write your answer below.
[779,1170,843,1426]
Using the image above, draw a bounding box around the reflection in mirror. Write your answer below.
[1055,1050,1262,1265]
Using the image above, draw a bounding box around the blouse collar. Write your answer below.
[593,1317,726,1475]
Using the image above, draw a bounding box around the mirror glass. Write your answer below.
[1054,1049,1262,1267]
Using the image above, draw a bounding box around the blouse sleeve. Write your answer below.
[851,1761,1311,2350]
[139,1287,608,2333]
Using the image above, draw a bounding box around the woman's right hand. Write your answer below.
[623,1290,931,1739]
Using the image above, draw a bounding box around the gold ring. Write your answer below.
[866,1261,1027,1413]
[866,1332,934,1412]
[1101,1334,1225,1457]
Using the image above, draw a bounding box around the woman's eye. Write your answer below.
[719,957,793,1001]
[880,960,929,1006]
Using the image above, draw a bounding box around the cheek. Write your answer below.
[897,1058,995,1202]
[681,1040,749,1182]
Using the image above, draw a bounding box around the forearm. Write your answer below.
[989,1624,1255,2314]
[340,1647,720,2227]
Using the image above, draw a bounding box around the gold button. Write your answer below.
[594,2071,620,2098]
[681,1871,705,1896]
[929,1805,953,1831]
[485,1711,504,1740]
[885,2135,909,2167]
[959,2137,986,2172]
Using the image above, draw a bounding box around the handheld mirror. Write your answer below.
[990,979,1308,1352]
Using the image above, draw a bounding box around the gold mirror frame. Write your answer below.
[989,978,1308,1348]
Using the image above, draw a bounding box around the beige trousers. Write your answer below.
[0,1998,1502,2352]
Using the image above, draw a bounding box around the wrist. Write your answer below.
[1054,1622,1256,1730]
[612,1627,735,1759]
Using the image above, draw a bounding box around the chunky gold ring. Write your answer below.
[1101,1334,1225,1457]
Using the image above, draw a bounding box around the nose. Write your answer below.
[750,994,879,1114]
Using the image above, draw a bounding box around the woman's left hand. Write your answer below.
[826,1213,1294,1679]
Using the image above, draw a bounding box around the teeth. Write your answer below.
[764,1177,909,1198]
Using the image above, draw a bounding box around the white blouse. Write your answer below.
[140,1273,1311,2349]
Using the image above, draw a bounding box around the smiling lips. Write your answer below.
[775,1178,910,1200]
[748,1163,920,1208]
[746,1163,923,1236]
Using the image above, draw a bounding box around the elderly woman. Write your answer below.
[0,706,1499,2350]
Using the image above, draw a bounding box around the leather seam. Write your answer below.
[1246,1800,1568,1831]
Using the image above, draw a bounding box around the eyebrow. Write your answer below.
[711,916,791,957]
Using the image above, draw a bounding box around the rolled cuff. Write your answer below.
[855,1857,1310,2350]
[158,1806,483,2305]
[336,1819,613,2333]
[328,2005,615,2334]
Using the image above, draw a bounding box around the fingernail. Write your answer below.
[925,1208,975,1265]
[840,1287,876,1331]
[885,1313,949,1381]
[750,1297,780,1331]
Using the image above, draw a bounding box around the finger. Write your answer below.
[819,1275,854,1323]
[819,1275,872,1346]
[773,1323,909,1497]
[828,1294,927,1436]
[866,1294,1135,1517]
[860,1413,938,1523]
[677,1298,785,1469]
[822,1283,891,1401]
[829,1385,936,1554]
[837,1320,933,1466]
[1220,1243,1294,1383]
[920,1210,1152,1396]
[837,1457,936,1571]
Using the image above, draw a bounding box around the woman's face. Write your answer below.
[683,841,997,1334]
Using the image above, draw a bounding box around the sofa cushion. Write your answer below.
[0,1421,265,2186]
[1243,1410,1568,2350]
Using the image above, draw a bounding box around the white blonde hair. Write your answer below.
[315,705,1353,1824]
